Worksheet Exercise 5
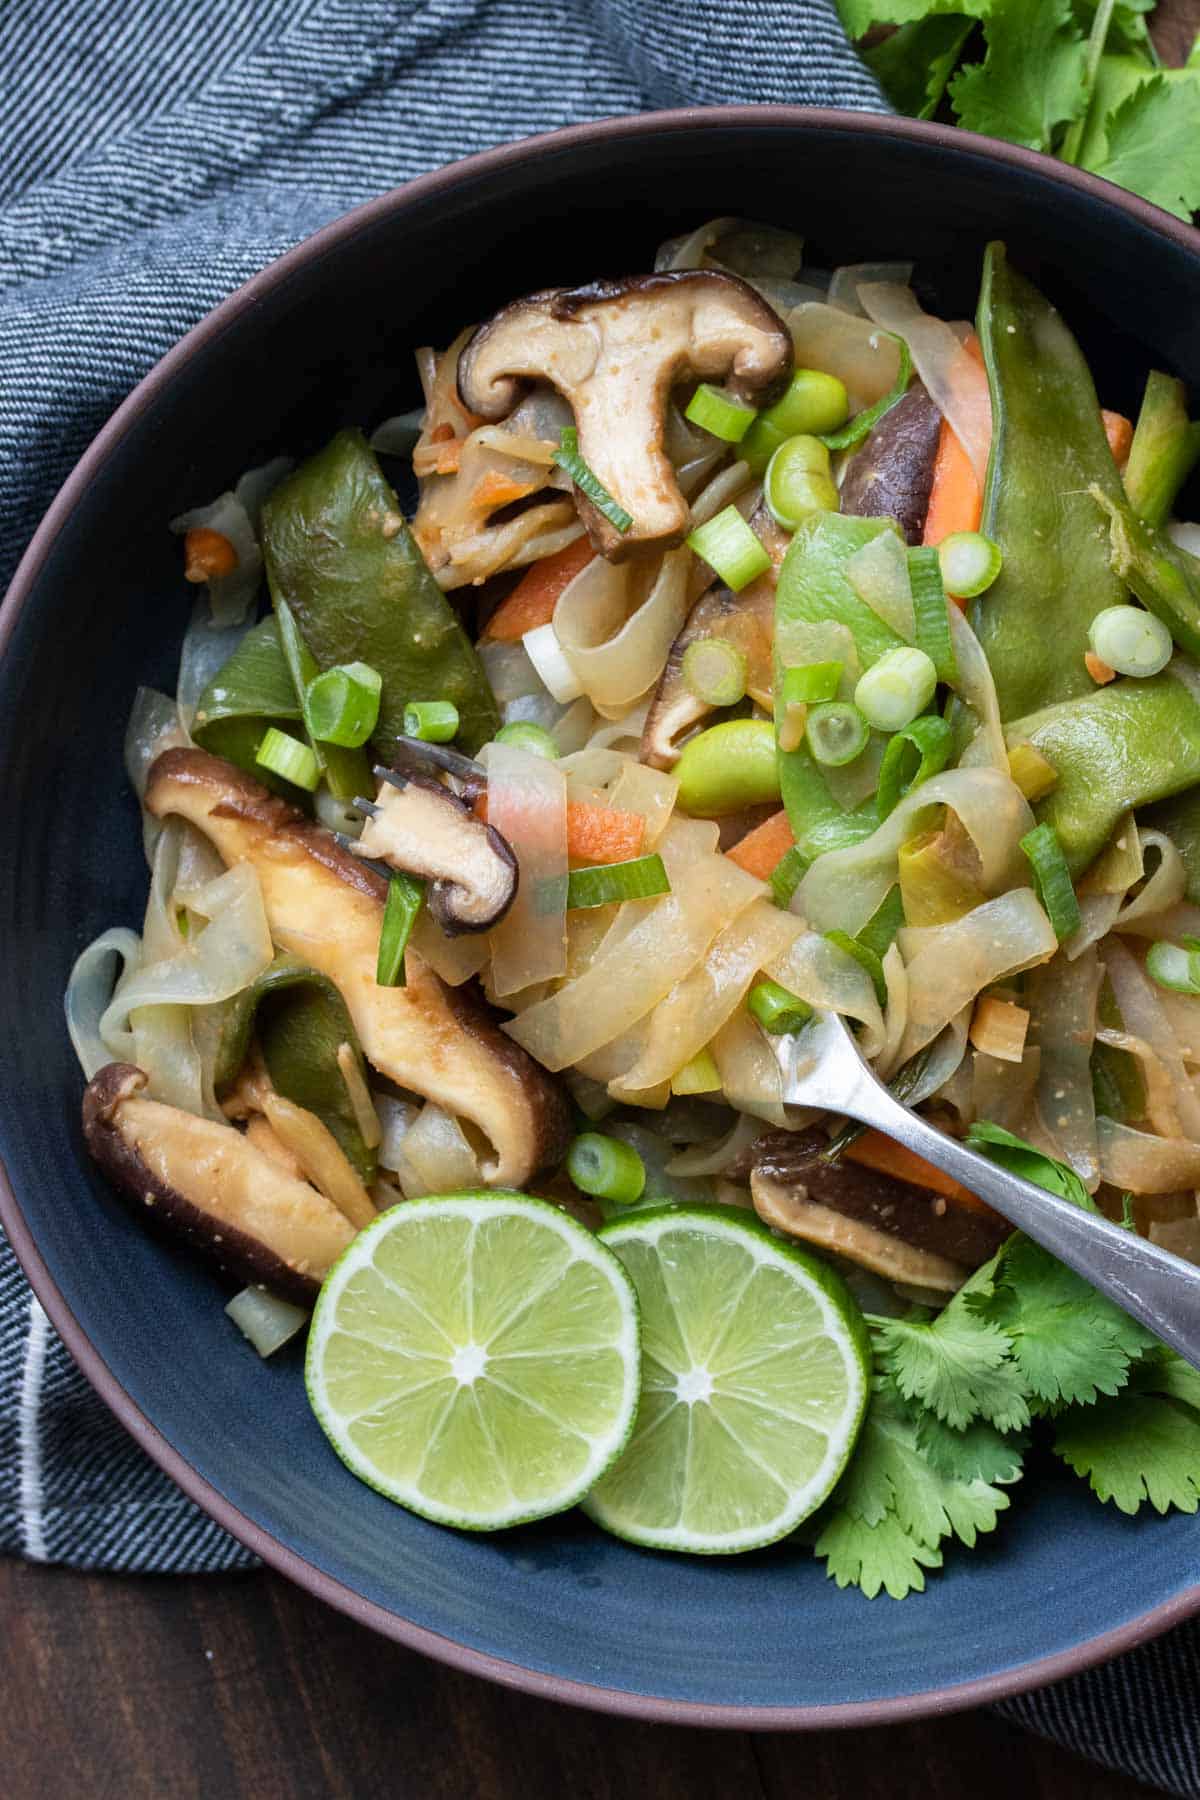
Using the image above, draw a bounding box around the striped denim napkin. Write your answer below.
[0,3,1195,1791]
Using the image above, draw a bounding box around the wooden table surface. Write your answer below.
[6,4,1199,1795]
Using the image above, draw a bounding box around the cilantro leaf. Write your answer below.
[864,15,976,119]
[815,1508,943,1601]
[871,1305,1029,1431]
[965,1120,1094,1209]
[984,1235,1157,1408]
[949,0,1087,151]
[1082,74,1200,221]
[915,1411,1028,1484]
[1054,1394,1200,1514]
[837,0,987,38]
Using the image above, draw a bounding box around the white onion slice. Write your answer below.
[395,1103,481,1198]
[859,284,992,483]
[522,621,584,703]
[786,303,902,410]
[555,549,692,718]
[829,262,914,317]
[483,740,568,997]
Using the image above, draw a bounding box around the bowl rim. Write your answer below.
[3,103,1199,1729]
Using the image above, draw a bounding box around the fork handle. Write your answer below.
[846,1070,1200,1369]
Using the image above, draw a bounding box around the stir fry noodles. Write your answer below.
[68,221,1200,1589]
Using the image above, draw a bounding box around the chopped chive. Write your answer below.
[819,333,912,452]
[566,854,670,910]
[552,427,633,534]
[769,842,809,909]
[747,978,814,1036]
[907,547,958,685]
[305,662,383,748]
[1020,823,1082,941]
[403,698,460,743]
[1146,937,1200,996]
[826,928,888,1006]
[875,714,953,819]
[806,700,869,767]
[671,1047,723,1094]
[256,727,320,791]
[938,530,1002,599]
[685,383,757,443]
[686,505,771,592]
[494,720,560,759]
[566,1132,646,1205]
[376,873,424,987]
[682,637,748,707]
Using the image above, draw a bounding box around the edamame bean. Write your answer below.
[675,718,781,817]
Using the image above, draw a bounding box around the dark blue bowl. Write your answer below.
[3,110,1199,1724]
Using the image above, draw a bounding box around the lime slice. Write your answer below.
[584,1206,871,1554]
[306,1191,640,1530]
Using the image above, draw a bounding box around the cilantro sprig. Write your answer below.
[840,1,1200,222]
[812,1123,1200,1599]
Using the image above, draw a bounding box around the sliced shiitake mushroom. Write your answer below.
[839,379,943,546]
[83,1064,355,1303]
[356,770,517,933]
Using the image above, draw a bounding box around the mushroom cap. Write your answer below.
[357,771,518,935]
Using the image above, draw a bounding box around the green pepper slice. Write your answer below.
[972,242,1128,721]
[261,429,500,755]
[1008,670,1200,876]
[215,953,376,1183]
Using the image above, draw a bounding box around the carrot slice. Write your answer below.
[484,538,596,642]
[472,470,535,512]
[922,333,985,555]
[476,791,645,865]
[845,1129,996,1217]
[726,808,794,881]
[1102,408,1133,469]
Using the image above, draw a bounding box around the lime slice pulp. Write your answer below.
[584,1205,871,1554]
[306,1191,640,1530]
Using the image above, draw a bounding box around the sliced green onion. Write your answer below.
[937,530,1003,599]
[826,928,888,1006]
[686,505,771,592]
[1020,822,1082,941]
[1087,604,1174,678]
[552,427,633,534]
[762,369,850,439]
[671,1047,722,1095]
[275,600,370,801]
[854,647,937,734]
[1146,937,1200,996]
[566,854,670,910]
[765,435,840,530]
[907,547,958,684]
[304,662,383,747]
[819,334,913,452]
[806,700,870,767]
[567,1131,646,1205]
[769,841,809,909]
[782,661,843,706]
[255,727,320,791]
[875,714,954,818]
[747,978,814,1035]
[225,1287,308,1358]
[685,383,757,443]
[494,720,559,759]
[402,698,459,743]
[682,637,747,707]
[376,873,424,987]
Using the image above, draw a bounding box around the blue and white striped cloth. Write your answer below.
[0,3,1196,1790]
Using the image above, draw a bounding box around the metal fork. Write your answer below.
[772,1011,1200,1367]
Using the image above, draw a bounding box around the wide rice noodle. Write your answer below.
[797,767,1033,935]
[828,263,914,316]
[875,942,909,1082]
[610,899,803,1100]
[504,818,762,1070]
[859,283,992,483]
[1103,938,1200,1141]
[711,1007,799,1129]
[972,1046,1041,1135]
[897,890,1057,1062]
[482,740,568,997]
[1068,825,1187,958]
[1098,1117,1200,1193]
[1096,1026,1184,1138]
[1026,946,1102,1188]
[555,548,692,717]
[767,930,886,1060]
[786,303,902,411]
[65,928,143,1079]
[950,604,1007,769]
[667,1112,765,1178]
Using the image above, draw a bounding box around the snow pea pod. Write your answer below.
[261,430,500,754]
[214,952,376,1183]
[1090,485,1200,662]
[1123,370,1200,529]
[1007,670,1200,877]
[192,615,301,792]
[972,242,1128,721]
